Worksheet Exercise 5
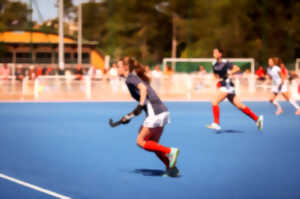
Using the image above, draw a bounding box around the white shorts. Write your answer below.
[143,112,170,128]
[272,82,288,93]
[220,86,235,94]
[218,79,235,94]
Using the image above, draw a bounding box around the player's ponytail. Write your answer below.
[126,58,150,84]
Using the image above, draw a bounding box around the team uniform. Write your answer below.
[267,65,300,115]
[267,65,288,94]
[125,72,179,176]
[207,59,263,130]
[213,59,236,100]
[126,73,170,128]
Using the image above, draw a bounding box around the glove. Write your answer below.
[121,113,135,124]
[132,104,144,116]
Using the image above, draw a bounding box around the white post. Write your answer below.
[34,78,39,100]
[58,0,64,70]
[105,55,110,70]
[296,58,300,74]
[77,1,82,66]
[85,77,91,100]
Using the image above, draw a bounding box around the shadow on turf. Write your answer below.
[132,169,165,176]
[215,129,244,134]
[132,169,181,178]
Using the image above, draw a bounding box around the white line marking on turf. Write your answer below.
[0,173,71,199]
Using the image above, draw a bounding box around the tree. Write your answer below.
[0,1,31,29]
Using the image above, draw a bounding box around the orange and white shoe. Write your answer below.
[295,109,300,115]
[275,108,283,115]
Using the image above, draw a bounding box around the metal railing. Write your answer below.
[1,74,299,101]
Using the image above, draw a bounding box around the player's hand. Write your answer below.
[121,113,135,124]
[121,115,131,124]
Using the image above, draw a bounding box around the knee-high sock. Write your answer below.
[212,105,220,124]
[155,152,170,169]
[271,100,282,110]
[289,99,300,110]
[242,107,258,121]
[143,141,171,154]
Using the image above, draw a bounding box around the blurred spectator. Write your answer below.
[28,65,36,80]
[45,65,56,76]
[109,63,119,92]
[74,64,84,80]
[255,66,266,81]
[88,66,103,80]
[164,65,174,78]
[109,63,118,79]
[243,69,251,78]
[0,63,10,80]
[15,64,25,81]
[194,65,207,90]
[289,71,298,81]
[198,65,207,76]
[152,65,162,79]
[152,65,162,90]
[36,65,43,77]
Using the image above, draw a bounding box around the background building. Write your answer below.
[0,30,105,69]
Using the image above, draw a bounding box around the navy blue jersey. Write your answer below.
[126,73,168,116]
[213,59,233,79]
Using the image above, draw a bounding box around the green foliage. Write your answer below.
[0,1,31,29]
[1,0,300,67]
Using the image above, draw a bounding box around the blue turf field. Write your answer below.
[0,102,300,199]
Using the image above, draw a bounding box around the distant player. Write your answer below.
[206,48,263,130]
[267,57,300,115]
[116,58,179,177]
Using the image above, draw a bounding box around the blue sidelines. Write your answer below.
[0,102,300,199]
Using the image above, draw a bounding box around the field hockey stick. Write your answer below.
[108,113,135,128]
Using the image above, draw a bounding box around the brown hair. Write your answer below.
[271,57,282,66]
[125,58,150,84]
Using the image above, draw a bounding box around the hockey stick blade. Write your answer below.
[109,118,122,127]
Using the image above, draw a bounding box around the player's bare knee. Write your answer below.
[211,100,218,106]
[136,137,144,148]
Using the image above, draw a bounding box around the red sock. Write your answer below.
[143,141,171,154]
[242,107,258,121]
[212,105,220,124]
[155,152,170,169]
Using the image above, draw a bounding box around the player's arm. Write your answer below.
[228,65,240,76]
[280,68,287,82]
[120,82,147,124]
[137,82,147,106]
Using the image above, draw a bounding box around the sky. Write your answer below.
[19,0,93,23]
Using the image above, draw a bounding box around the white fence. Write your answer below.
[0,74,300,101]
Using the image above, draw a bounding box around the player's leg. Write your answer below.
[136,126,179,168]
[270,91,282,115]
[150,128,180,176]
[282,91,300,114]
[230,95,263,130]
[207,91,227,130]
[149,127,170,169]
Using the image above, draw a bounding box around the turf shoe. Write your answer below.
[275,108,283,115]
[256,115,263,131]
[206,122,221,130]
[165,166,179,177]
[167,148,179,169]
